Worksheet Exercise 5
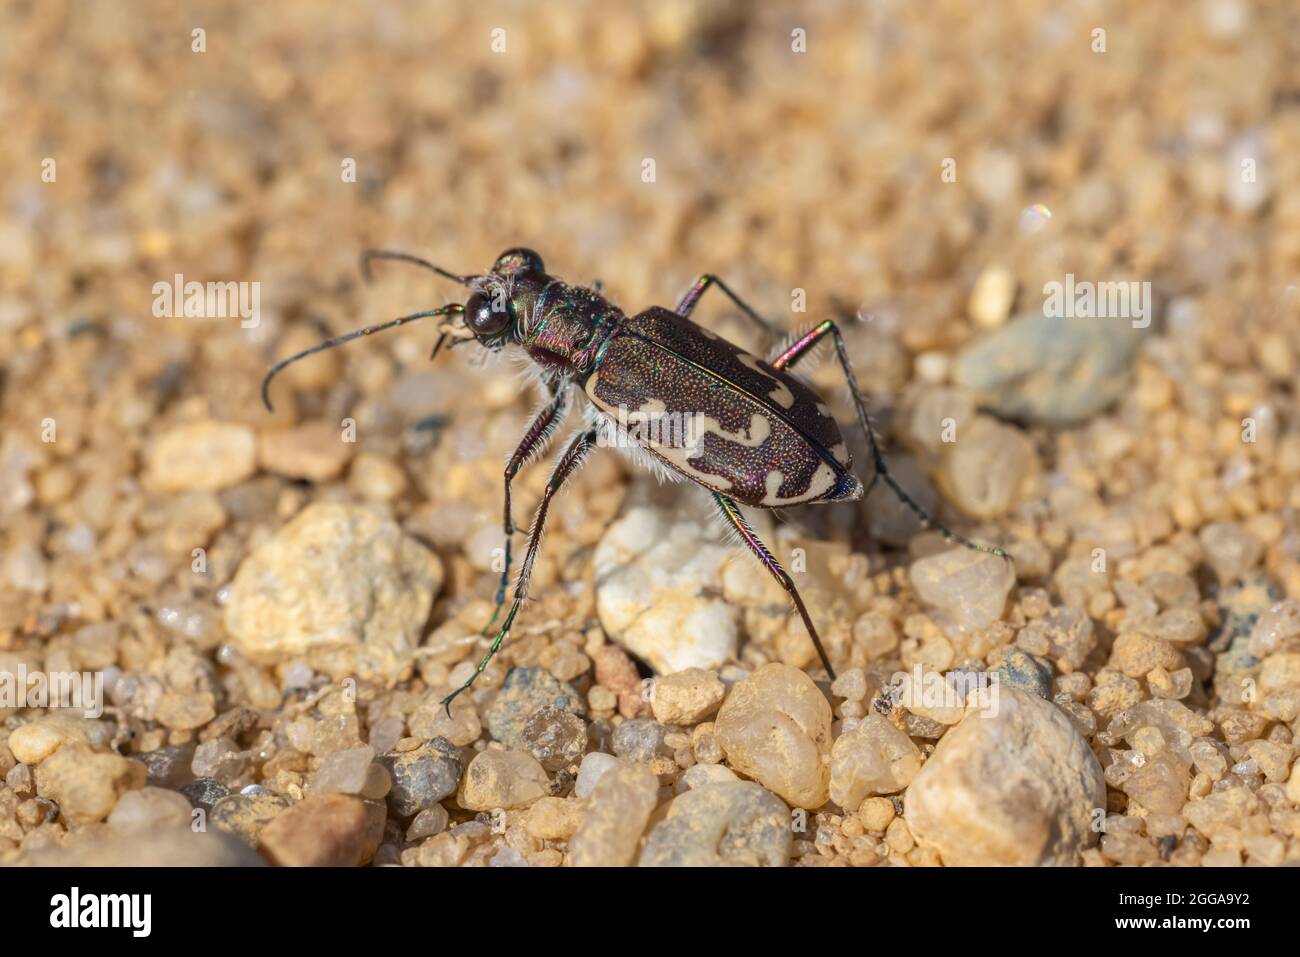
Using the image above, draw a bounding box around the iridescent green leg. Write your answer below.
[675,273,782,343]
[772,320,1010,561]
[715,493,836,679]
[444,428,597,712]
[481,383,570,637]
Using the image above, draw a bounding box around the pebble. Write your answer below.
[223,502,443,672]
[408,690,482,747]
[6,716,110,765]
[406,805,449,841]
[952,311,1144,426]
[143,419,257,493]
[1249,600,1300,657]
[1198,522,1263,583]
[258,421,354,482]
[179,777,229,813]
[107,786,194,831]
[485,667,584,749]
[259,793,372,866]
[829,715,923,809]
[650,668,726,725]
[568,762,659,867]
[522,796,583,840]
[594,504,740,672]
[939,416,1037,519]
[520,706,588,771]
[457,748,550,810]
[210,792,291,845]
[575,752,620,799]
[640,781,791,866]
[611,719,667,763]
[347,452,408,502]
[967,265,1016,329]
[379,738,463,818]
[591,644,646,718]
[905,688,1106,865]
[909,547,1015,633]
[18,827,264,867]
[714,663,833,809]
[33,745,146,824]
[991,649,1054,700]
[315,745,391,799]
[138,743,197,789]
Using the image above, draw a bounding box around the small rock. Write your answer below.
[991,649,1054,700]
[575,752,620,798]
[154,690,217,731]
[594,504,740,673]
[939,416,1037,519]
[191,737,248,784]
[347,452,407,502]
[519,707,587,772]
[408,691,481,747]
[406,805,449,841]
[829,715,922,809]
[714,663,833,809]
[144,420,256,493]
[7,716,110,765]
[968,265,1016,329]
[591,644,646,718]
[909,548,1015,633]
[315,745,390,799]
[179,777,229,813]
[485,667,584,748]
[458,748,549,810]
[138,743,197,789]
[17,827,263,867]
[568,762,659,866]
[905,688,1105,865]
[210,792,291,845]
[1198,522,1263,584]
[650,668,725,725]
[1250,600,1300,657]
[223,502,443,674]
[107,786,194,831]
[640,781,791,866]
[611,719,667,763]
[34,745,146,824]
[258,420,354,482]
[522,796,583,840]
[259,793,370,866]
[380,738,463,818]
[952,310,1144,426]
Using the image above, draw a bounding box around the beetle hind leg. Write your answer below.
[676,273,782,346]
[714,492,837,680]
[773,320,1011,561]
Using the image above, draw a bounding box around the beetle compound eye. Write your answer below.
[466,292,509,337]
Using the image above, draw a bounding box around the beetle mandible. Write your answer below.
[262,247,1009,710]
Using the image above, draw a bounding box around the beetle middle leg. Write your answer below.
[676,273,782,343]
[714,492,837,679]
[772,320,1010,560]
[480,382,571,637]
[444,427,598,710]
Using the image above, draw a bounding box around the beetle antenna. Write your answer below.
[261,304,464,412]
[360,249,470,286]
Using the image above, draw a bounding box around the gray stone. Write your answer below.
[519,706,587,772]
[611,719,667,763]
[380,738,463,818]
[992,649,1054,700]
[639,781,791,867]
[485,667,583,748]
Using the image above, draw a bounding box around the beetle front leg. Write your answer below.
[714,492,837,679]
[772,320,1009,560]
[444,428,598,711]
[481,383,571,637]
[675,273,782,344]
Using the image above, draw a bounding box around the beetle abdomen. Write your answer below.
[584,308,858,508]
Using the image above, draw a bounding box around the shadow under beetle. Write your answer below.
[262,247,1009,710]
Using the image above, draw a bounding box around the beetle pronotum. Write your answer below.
[262,248,1009,710]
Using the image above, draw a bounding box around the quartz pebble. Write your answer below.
[7,716,110,765]
[34,745,147,824]
[107,786,196,831]
[829,715,922,809]
[650,668,726,725]
[457,748,550,810]
[223,502,443,673]
[485,667,584,749]
[714,663,832,809]
[594,505,740,672]
[575,752,620,799]
[144,420,257,493]
[258,421,354,482]
[568,762,659,867]
[909,548,1015,633]
[905,689,1105,865]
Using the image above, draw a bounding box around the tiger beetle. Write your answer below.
[262,247,1009,712]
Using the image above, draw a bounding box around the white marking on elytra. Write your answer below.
[737,353,795,408]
